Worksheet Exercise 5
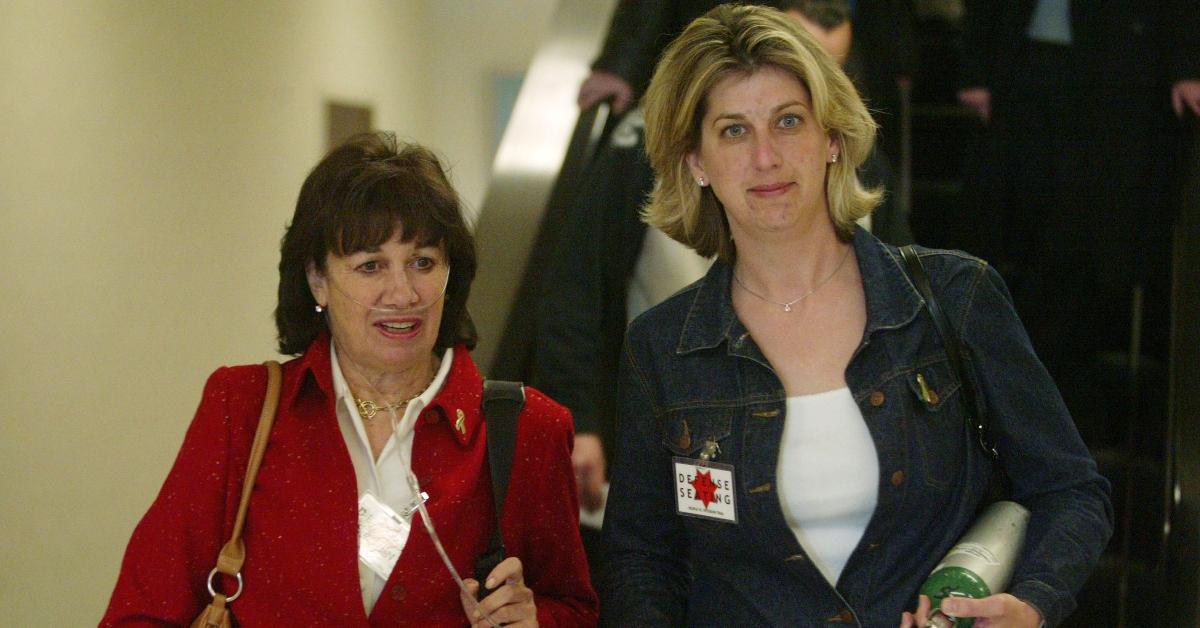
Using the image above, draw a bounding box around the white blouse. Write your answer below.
[331,343,453,614]
[775,387,879,587]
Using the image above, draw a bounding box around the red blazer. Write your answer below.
[101,336,598,626]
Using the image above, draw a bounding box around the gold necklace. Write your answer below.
[733,245,852,312]
[354,397,410,421]
[353,371,437,422]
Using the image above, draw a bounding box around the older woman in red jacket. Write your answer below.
[102,133,598,627]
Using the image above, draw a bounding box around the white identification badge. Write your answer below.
[673,458,737,523]
[357,492,418,579]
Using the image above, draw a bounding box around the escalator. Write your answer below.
[467,0,617,379]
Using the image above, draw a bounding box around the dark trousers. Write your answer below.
[982,41,1177,439]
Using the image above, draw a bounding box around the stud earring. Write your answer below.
[831,153,839,163]
[315,304,325,313]
[698,177,707,187]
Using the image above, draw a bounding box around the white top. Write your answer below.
[627,226,712,321]
[331,342,454,614]
[775,387,879,587]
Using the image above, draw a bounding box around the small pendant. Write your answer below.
[783,304,792,312]
[357,399,380,420]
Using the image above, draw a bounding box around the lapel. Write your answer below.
[367,347,492,623]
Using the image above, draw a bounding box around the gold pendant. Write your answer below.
[357,399,382,420]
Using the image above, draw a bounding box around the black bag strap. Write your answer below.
[899,245,999,461]
[474,379,525,595]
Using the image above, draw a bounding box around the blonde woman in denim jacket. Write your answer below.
[599,6,1112,627]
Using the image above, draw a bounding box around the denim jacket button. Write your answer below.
[891,470,906,486]
[826,609,854,622]
[869,390,885,407]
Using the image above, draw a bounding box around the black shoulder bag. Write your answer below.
[899,245,1009,501]
[474,379,526,598]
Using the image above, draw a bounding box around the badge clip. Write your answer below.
[399,491,430,519]
[699,438,720,463]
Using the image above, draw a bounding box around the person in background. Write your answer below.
[546,0,750,524]
[782,0,915,245]
[956,0,1200,441]
[839,0,917,161]
[102,133,598,626]
[786,0,853,65]
[577,1,732,117]
[600,6,1111,626]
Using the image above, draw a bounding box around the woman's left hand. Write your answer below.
[460,556,538,627]
[900,594,1042,628]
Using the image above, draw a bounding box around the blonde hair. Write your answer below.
[641,4,881,261]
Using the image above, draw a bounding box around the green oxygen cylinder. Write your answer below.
[919,500,1030,628]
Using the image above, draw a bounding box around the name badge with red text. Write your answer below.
[673,458,737,523]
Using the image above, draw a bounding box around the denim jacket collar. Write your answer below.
[677,225,924,355]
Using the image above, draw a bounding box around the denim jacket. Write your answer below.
[600,227,1113,627]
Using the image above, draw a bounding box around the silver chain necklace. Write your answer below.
[733,245,852,312]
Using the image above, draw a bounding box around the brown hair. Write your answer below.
[275,132,477,355]
[641,4,880,261]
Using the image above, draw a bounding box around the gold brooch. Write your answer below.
[677,419,692,450]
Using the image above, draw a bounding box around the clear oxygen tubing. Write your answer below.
[331,306,501,628]
[324,262,451,315]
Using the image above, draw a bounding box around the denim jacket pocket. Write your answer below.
[661,408,734,458]
[904,358,967,489]
[904,360,961,412]
[661,409,738,538]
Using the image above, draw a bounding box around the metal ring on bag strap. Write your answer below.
[206,568,244,602]
[199,361,279,609]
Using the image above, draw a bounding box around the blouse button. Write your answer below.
[891,470,906,487]
[869,390,885,407]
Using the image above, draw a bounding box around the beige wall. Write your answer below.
[425,0,560,221]
[0,0,555,622]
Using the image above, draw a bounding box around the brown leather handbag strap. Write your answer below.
[214,360,282,577]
